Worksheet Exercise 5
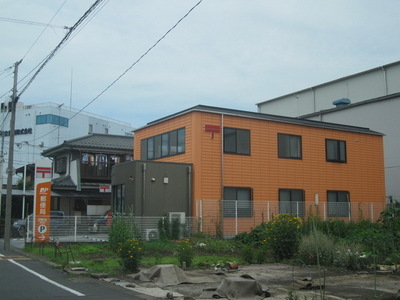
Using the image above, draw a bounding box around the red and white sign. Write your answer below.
[99,184,111,193]
[36,167,51,178]
[33,159,52,243]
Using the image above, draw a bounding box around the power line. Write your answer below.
[17,0,109,86]
[21,0,69,61]
[11,0,203,146]
[18,0,106,97]
[76,0,204,118]
[0,16,69,30]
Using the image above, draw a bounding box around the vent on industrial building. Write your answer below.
[332,98,351,107]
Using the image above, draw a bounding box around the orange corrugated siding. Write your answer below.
[134,110,386,217]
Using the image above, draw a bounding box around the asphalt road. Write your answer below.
[0,238,151,300]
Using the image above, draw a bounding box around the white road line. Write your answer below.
[0,253,85,296]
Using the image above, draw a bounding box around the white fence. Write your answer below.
[25,215,199,243]
[196,200,390,237]
[23,200,393,242]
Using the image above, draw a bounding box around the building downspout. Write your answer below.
[187,166,192,217]
[382,66,388,95]
[311,87,316,113]
[142,163,146,217]
[220,113,225,236]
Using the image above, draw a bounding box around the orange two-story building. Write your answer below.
[133,105,386,236]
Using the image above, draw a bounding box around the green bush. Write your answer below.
[176,238,194,268]
[333,242,369,270]
[265,214,303,261]
[303,217,349,239]
[234,223,267,246]
[347,220,393,261]
[240,244,254,264]
[116,239,143,272]
[379,202,400,247]
[158,217,170,240]
[255,244,272,264]
[297,230,335,265]
[171,218,181,240]
[109,216,134,252]
[321,219,349,238]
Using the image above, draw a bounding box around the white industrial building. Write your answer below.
[0,102,134,185]
[257,60,400,200]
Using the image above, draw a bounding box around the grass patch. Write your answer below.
[23,239,244,274]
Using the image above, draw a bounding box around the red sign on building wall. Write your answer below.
[204,124,221,139]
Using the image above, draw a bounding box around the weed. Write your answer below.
[109,216,134,252]
[298,230,335,266]
[116,239,143,272]
[176,238,194,268]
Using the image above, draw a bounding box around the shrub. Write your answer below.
[158,217,170,240]
[240,244,254,264]
[116,239,143,272]
[234,223,267,246]
[297,230,335,265]
[264,214,303,261]
[109,216,134,252]
[255,244,272,264]
[348,220,393,261]
[321,219,349,238]
[171,218,181,240]
[176,238,194,268]
[333,242,369,270]
[379,202,400,247]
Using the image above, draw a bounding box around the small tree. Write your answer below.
[264,214,303,261]
[109,216,133,252]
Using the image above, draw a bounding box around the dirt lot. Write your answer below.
[117,263,400,299]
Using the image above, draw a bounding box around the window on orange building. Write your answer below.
[162,133,169,156]
[279,189,304,217]
[326,139,346,163]
[278,133,302,159]
[223,187,252,217]
[141,128,185,160]
[327,190,349,217]
[223,127,250,155]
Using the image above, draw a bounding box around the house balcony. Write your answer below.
[80,162,115,180]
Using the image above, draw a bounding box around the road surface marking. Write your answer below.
[0,253,85,296]
[0,256,31,261]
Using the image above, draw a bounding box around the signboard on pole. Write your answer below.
[33,159,52,243]
[99,184,111,193]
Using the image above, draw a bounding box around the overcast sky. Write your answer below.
[1,0,400,129]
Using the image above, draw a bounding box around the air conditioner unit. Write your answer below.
[168,212,186,224]
[145,229,159,241]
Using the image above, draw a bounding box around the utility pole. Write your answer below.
[4,60,22,251]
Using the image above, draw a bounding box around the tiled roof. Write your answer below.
[52,175,76,188]
[42,133,133,156]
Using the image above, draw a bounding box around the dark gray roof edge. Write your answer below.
[135,104,383,136]
[300,92,400,119]
[256,60,400,106]
[64,133,133,144]
[42,133,133,156]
